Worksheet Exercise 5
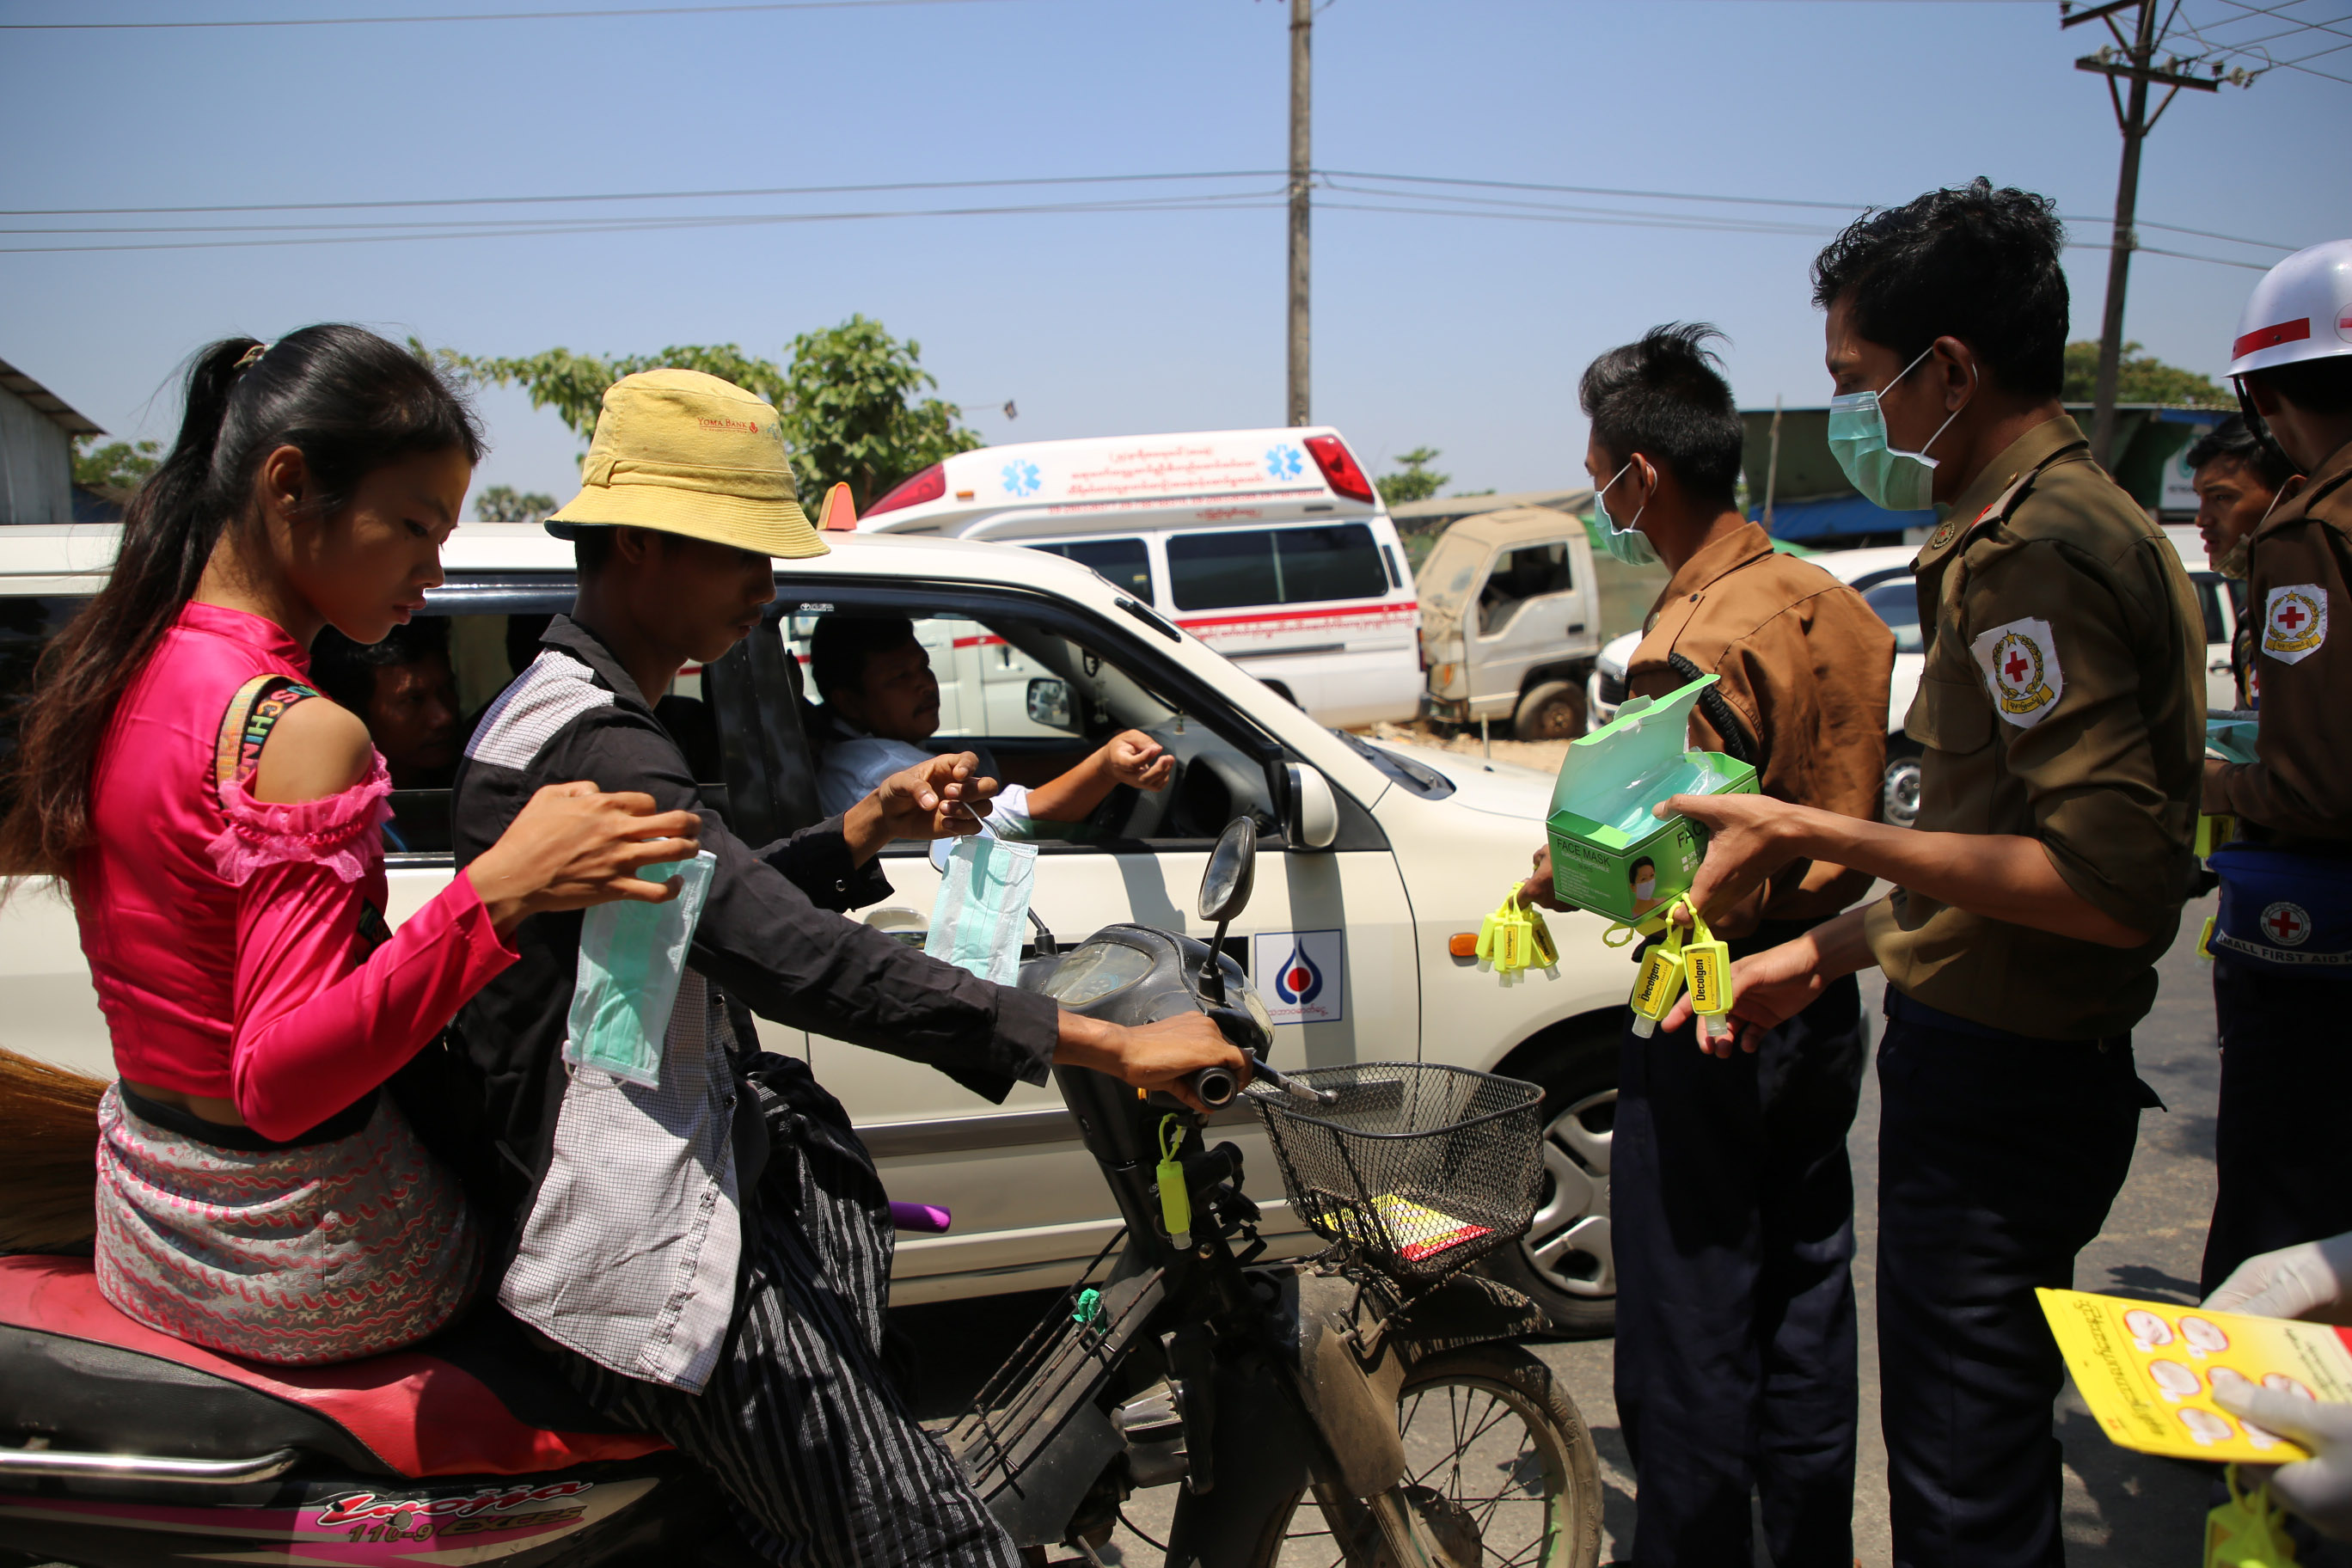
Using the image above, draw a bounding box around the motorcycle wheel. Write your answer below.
[1246,1342,1602,1567]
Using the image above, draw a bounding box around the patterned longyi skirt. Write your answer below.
[92,1081,480,1365]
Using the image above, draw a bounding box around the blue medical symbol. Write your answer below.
[1273,942,1325,1006]
[1001,460,1042,497]
[1265,444,1304,481]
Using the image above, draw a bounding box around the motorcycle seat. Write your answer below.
[0,1255,670,1479]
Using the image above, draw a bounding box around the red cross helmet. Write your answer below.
[2228,238,2352,380]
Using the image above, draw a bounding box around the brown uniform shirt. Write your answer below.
[1863,415,2204,1038]
[1627,521,1895,927]
[2214,438,2352,845]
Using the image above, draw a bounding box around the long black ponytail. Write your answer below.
[0,324,483,880]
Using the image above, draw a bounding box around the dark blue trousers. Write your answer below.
[1876,995,2147,1568]
[1613,956,1865,1568]
[2202,956,2352,1295]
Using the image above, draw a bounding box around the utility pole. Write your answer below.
[1287,0,1312,428]
[2062,0,2227,467]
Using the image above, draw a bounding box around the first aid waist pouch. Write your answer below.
[566,851,720,1085]
[2209,841,2352,978]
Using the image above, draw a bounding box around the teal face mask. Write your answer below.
[1826,346,1972,514]
[1591,461,1659,567]
[925,835,1038,985]
[565,851,719,1087]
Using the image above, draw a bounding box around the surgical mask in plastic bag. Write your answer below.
[564,850,718,1087]
[926,835,1037,985]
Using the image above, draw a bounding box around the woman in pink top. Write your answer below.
[0,326,701,1364]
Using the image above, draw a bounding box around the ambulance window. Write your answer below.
[1027,537,1153,600]
[1167,524,1384,611]
[1379,543,1403,590]
[1477,542,1574,635]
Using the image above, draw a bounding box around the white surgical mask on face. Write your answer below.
[1593,460,1660,567]
[1825,346,1975,514]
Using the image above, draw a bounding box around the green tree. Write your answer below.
[1375,445,1449,506]
[779,315,978,511]
[71,436,160,491]
[475,485,558,524]
[427,316,976,511]
[2061,340,2228,407]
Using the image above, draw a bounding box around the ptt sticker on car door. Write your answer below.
[1250,930,1345,1026]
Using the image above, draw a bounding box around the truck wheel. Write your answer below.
[1513,681,1587,741]
[1476,1020,1617,1338]
[1883,739,1923,830]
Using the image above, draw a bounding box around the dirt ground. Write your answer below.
[1353,716,1575,775]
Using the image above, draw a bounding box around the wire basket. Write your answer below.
[1250,1062,1544,1286]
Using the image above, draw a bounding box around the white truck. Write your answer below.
[1415,506,1603,740]
[0,522,1635,1334]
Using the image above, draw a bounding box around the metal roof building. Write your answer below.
[1,356,104,528]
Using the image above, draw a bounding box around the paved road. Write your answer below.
[896,891,2232,1565]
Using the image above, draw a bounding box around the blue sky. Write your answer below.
[3,0,2344,505]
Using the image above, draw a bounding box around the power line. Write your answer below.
[0,0,1019,30]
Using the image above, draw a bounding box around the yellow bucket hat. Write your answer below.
[545,367,827,559]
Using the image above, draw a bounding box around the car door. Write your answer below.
[1467,537,1583,713]
[770,581,1418,1302]
[2189,572,2240,710]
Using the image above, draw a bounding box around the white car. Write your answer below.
[0,523,1631,1333]
[1586,536,2239,827]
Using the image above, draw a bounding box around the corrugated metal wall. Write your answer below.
[0,383,74,527]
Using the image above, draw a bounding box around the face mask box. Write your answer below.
[1545,673,1757,923]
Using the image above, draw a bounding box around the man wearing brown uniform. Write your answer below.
[2200,238,2352,1300]
[1661,184,2203,1566]
[1522,323,1892,1567]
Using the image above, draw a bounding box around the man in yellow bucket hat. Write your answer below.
[437,369,1243,1566]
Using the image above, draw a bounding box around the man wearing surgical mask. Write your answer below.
[1522,324,1890,1568]
[1651,181,2203,1567]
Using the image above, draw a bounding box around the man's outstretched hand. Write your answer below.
[1660,791,1816,929]
[1660,934,1830,1056]
[844,751,1000,862]
[1102,731,1176,793]
[1518,845,1578,913]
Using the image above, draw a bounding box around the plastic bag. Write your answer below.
[926,834,1038,984]
[564,850,719,1087]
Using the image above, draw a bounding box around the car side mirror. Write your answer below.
[1285,762,1339,851]
[1196,817,1258,1008]
[1026,677,1075,731]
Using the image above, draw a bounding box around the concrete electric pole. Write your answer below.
[2062,0,2226,467]
[1288,0,1312,428]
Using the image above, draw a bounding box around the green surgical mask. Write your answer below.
[1592,461,1659,567]
[1826,346,1972,515]
[926,835,1037,985]
[565,850,719,1087]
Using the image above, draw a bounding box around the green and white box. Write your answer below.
[1545,673,1759,924]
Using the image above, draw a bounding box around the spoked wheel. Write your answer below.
[1250,1343,1602,1567]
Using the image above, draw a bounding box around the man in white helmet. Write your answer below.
[2199,238,2352,1300]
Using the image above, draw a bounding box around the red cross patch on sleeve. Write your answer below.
[1969,616,2065,729]
[2261,584,2329,665]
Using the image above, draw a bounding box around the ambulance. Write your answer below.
[851,427,1422,728]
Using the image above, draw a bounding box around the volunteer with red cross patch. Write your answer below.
[1650,182,2206,1567]
[2198,238,2352,1302]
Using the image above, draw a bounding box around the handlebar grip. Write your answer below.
[1189,1063,1240,1109]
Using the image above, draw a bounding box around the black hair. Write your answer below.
[2251,355,2352,418]
[310,617,451,719]
[809,614,916,704]
[1810,179,2069,399]
[1578,323,1745,505]
[2185,414,2300,491]
[2,325,483,879]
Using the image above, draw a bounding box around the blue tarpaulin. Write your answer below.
[1748,493,1932,543]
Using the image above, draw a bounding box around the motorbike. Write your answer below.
[0,818,1602,1568]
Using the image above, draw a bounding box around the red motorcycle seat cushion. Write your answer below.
[0,1256,669,1478]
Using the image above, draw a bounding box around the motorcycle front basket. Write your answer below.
[1250,1062,1543,1286]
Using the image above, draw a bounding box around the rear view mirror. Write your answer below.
[1026,677,1075,731]
[1197,817,1258,925]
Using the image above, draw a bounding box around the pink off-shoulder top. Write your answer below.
[74,601,516,1142]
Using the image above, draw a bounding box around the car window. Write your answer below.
[2192,576,2228,645]
[1167,524,1386,611]
[1862,579,1925,656]
[1476,542,1574,636]
[0,596,85,824]
[787,596,1284,848]
[1024,536,1153,600]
